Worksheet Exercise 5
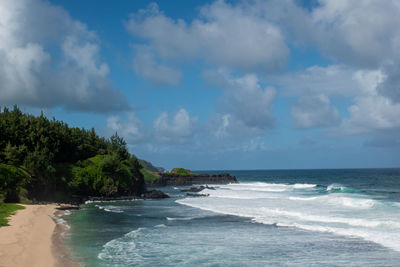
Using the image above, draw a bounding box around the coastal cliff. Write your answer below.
[150,173,238,186]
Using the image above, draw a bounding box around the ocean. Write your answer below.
[63,168,400,266]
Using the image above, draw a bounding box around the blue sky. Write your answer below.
[1,0,400,170]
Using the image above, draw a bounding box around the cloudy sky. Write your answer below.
[1,0,399,170]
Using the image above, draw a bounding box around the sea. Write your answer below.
[62,168,400,266]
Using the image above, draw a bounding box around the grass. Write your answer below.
[0,203,25,227]
[170,168,198,176]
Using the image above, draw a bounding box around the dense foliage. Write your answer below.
[140,168,160,184]
[0,106,145,203]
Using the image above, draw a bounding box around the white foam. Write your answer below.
[85,199,141,204]
[289,196,321,201]
[327,183,346,192]
[293,183,317,189]
[328,197,376,209]
[95,205,124,213]
[98,228,146,262]
[166,216,196,221]
[63,210,72,216]
[176,181,400,253]
[222,182,317,193]
[50,215,71,230]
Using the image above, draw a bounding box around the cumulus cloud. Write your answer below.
[106,113,147,144]
[341,95,400,135]
[205,70,276,134]
[126,0,288,78]
[0,0,129,112]
[377,63,400,104]
[309,0,400,68]
[223,74,275,129]
[333,69,400,135]
[133,45,182,86]
[291,95,340,129]
[153,108,197,143]
[304,1,400,105]
[257,0,400,106]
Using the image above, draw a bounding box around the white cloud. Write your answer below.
[223,74,275,129]
[377,62,400,104]
[306,1,400,106]
[206,70,276,133]
[153,108,197,143]
[0,0,128,112]
[242,138,267,152]
[106,113,147,144]
[291,94,340,129]
[126,0,288,77]
[310,0,400,68]
[333,69,400,135]
[133,45,182,86]
[341,95,400,135]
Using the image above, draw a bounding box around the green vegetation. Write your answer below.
[0,105,145,203]
[170,168,196,176]
[138,159,165,172]
[140,168,160,183]
[0,203,25,226]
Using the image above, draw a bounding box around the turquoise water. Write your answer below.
[64,168,400,266]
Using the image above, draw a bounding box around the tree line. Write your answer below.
[0,106,145,203]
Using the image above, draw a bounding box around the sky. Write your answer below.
[1,0,400,170]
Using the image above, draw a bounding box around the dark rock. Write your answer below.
[181,185,216,192]
[56,205,80,210]
[186,193,210,197]
[144,190,170,199]
[151,173,238,186]
[181,186,204,192]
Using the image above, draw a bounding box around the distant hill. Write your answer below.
[138,159,165,173]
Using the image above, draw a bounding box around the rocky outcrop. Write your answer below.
[143,190,170,199]
[186,193,210,197]
[181,185,215,192]
[151,173,238,186]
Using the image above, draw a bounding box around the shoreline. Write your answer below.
[0,204,78,267]
[52,209,79,267]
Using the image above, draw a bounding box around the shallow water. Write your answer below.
[64,168,400,266]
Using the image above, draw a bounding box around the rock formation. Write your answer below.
[150,173,238,186]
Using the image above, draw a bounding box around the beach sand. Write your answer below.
[0,204,76,267]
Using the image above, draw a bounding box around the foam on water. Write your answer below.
[85,199,141,204]
[95,205,124,213]
[63,210,72,216]
[50,213,71,230]
[177,181,400,252]
[166,216,197,221]
[98,228,146,263]
[224,182,317,192]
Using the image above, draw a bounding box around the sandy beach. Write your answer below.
[0,204,74,267]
